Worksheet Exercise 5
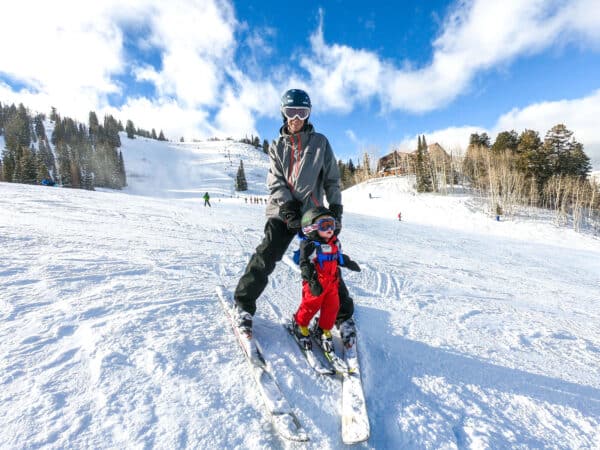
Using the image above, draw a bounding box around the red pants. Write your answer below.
[295,278,339,330]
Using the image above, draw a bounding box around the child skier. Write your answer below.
[292,207,361,353]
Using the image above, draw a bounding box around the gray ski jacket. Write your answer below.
[265,123,342,220]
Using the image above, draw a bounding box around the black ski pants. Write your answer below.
[234,218,354,323]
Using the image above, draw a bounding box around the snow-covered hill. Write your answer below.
[122,137,270,199]
[1,138,599,449]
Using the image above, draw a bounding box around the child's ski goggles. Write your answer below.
[282,106,310,121]
[302,217,336,234]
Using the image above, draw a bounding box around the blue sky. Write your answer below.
[1,0,600,168]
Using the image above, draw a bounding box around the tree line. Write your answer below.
[463,124,596,230]
[0,102,128,189]
[336,123,598,232]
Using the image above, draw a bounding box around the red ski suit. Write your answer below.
[295,236,341,330]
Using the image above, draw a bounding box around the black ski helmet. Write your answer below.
[301,206,333,239]
[280,89,311,121]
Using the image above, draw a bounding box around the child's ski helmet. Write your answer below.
[301,206,333,239]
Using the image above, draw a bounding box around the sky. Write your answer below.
[1,0,600,168]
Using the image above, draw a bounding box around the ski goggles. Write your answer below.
[302,217,337,234]
[281,106,311,121]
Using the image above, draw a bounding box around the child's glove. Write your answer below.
[308,274,323,296]
[302,265,323,296]
[342,255,361,272]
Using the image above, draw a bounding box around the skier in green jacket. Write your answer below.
[203,192,211,207]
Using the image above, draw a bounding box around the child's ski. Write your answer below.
[216,286,309,442]
[284,322,336,375]
[322,347,352,374]
[341,342,370,444]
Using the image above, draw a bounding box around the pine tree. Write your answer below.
[55,141,72,187]
[20,147,37,184]
[517,129,548,194]
[0,101,4,135]
[2,146,16,182]
[416,135,433,192]
[5,104,31,153]
[543,124,590,178]
[338,160,353,189]
[151,128,157,140]
[347,159,355,175]
[235,160,248,191]
[126,120,136,139]
[158,130,166,141]
[50,107,59,122]
[262,139,269,154]
[34,114,46,141]
[118,151,127,187]
[491,130,519,153]
[469,132,491,148]
[103,115,121,148]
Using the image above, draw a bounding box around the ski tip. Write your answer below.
[342,415,370,444]
[273,414,310,442]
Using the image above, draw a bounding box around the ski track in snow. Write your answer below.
[2,139,600,449]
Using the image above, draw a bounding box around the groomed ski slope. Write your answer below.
[1,137,599,449]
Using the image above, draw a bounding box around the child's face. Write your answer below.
[316,216,335,240]
[318,228,334,239]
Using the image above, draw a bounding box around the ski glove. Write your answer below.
[279,200,302,231]
[308,274,323,297]
[301,264,323,296]
[329,204,343,235]
[341,255,361,272]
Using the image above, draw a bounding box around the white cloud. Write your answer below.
[394,125,486,155]
[107,97,214,141]
[2,0,600,147]
[395,89,600,169]
[0,0,263,140]
[302,0,600,113]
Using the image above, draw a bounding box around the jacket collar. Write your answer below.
[279,122,315,137]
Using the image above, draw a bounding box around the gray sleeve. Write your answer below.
[266,140,294,205]
[322,138,342,206]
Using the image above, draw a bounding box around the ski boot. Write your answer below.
[236,305,253,339]
[338,317,356,349]
[292,316,312,351]
[311,324,335,353]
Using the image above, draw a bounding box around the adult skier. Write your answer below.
[233,88,357,348]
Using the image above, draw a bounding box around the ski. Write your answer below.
[341,341,370,444]
[322,346,352,375]
[216,286,309,442]
[284,322,336,376]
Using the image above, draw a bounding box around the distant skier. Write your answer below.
[203,192,211,207]
[291,207,361,352]
[397,212,402,221]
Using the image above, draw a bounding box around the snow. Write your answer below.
[1,136,600,449]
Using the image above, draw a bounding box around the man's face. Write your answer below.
[287,117,305,134]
